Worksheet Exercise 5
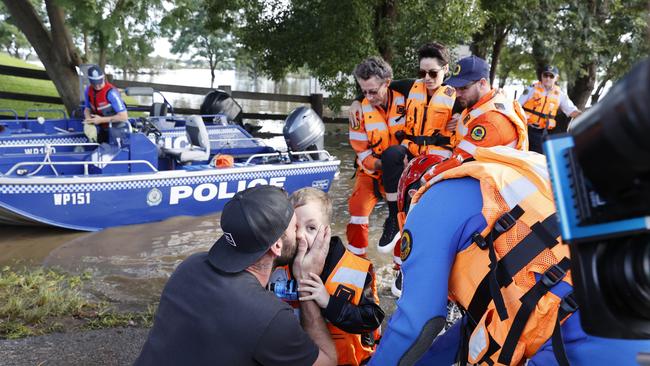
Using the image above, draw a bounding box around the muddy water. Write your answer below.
[0,123,397,310]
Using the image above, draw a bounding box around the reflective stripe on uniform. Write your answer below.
[357,149,373,162]
[458,139,478,155]
[426,149,453,158]
[350,131,369,141]
[345,243,367,255]
[330,267,367,290]
[499,176,537,209]
[349,216,369,225]
[432,94,455,108]
[385,192,398,201]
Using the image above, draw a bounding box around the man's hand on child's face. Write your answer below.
[299,272,330,308]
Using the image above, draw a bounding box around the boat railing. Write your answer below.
[25,108,68,119]
[209,137,265,145]
[3,159,158,176]
[0,109,19,120]
[0,142,100,150]
[243,150,332,166]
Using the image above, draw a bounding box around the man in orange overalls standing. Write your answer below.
[347,56,407,258]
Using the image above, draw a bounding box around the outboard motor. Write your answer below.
[200,89,243,124]
[283,106,326,161]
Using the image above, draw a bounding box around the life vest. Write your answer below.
[87,81,118,117]
[522,82,562,130]
[409,146,575,366]
[351,90,405,178]
[402,82,455,158]
[270,252,377,366]
[324,250,376,366]
[453,89,529,157]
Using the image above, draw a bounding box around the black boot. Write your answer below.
[378,201,400,253]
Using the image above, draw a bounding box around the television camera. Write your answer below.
[544,58,650,339]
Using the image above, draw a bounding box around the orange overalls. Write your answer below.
[347,89,406,256]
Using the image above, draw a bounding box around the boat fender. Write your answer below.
[211,154,234,168]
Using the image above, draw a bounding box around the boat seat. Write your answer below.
[161,115,210,163]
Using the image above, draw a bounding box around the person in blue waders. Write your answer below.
[368,144,650,365]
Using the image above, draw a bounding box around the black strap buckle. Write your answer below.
[542,264,567,287]
[494,211,517,235]
[560,293,579,313]
[472,232,488,249]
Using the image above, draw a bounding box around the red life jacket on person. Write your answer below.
[87,82,118,117]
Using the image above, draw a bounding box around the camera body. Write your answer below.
[544,58,650,339]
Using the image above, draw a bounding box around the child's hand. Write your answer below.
[298,272,330,308]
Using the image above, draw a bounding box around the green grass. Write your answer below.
[0,53,65,118]
[0,265,156,339]
[0,52,140,119]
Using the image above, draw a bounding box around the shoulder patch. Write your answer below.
[444,87,454,97]
[400,230,412,262]
[494,103,505,111]
[470,125,487,141]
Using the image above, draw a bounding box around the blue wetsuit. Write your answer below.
[370,177,650,366]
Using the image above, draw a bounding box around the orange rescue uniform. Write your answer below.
[401,82,456,158]
[347,89,406,255]
[521,81,562,130]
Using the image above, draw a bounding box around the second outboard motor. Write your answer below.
[200,89,243,124]
[283,106,325,161]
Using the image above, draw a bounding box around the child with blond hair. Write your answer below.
[269,187,384,366]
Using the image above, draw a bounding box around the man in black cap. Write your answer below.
[518,65,582,153]
[135,185,337,366]
[83,64,129,143]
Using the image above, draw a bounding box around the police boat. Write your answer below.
[0,107,339,231]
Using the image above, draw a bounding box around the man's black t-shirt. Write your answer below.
[135,252,318,366]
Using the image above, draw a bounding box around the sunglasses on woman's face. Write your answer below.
[418,68,443,79]
[542,73,556,79]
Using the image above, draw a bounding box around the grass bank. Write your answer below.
[0,53,64,118]
[0,52,139,119]
[0,265,155,340]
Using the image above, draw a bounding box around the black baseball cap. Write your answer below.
[445,55,490,88]
[542,65,559,76]
[208,185,295,273]
[87,65,105,85]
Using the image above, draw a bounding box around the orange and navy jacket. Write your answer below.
[521,81,562,130]
[452,88,528,159]
[402,82,456,158]
[269,236,384,366]
[349,90,406,178]
[405,146,572,365]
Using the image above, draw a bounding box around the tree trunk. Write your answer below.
[499,71,510,89]
[590,75,609,105]
[209,53,216,88]
[568,61,596,110]
[469,29,489,59]
[489,25,509,86]
[83,31,90,63]
[373,0,397,63]
[98,45,107,71]
[2,0,81,114]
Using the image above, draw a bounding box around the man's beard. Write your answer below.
[273,234,297,268]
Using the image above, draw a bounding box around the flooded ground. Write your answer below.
[0,123,397,311]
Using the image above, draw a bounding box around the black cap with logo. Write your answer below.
[208,185,294,273]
